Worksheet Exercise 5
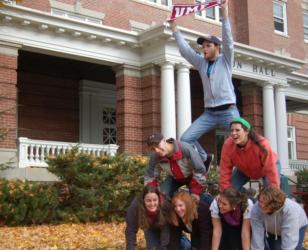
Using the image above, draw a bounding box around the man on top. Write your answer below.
[168,0,239,170]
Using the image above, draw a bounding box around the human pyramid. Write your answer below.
[125,0,308,249]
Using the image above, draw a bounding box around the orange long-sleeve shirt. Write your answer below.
[219,136,280,191]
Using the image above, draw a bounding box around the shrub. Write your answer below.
[0,179,59,225]
[47,149,148,222]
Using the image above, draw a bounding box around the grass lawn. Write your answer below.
[0,222,307,249]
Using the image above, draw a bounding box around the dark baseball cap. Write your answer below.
[197,35,221,46]
[147,132,164,147]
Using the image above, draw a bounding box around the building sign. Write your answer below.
[233,59,276,77]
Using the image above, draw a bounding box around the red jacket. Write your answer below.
[220,136,280,191]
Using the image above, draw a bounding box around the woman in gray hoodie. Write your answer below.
[251,187,307,250]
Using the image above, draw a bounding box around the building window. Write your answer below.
[146,0,171,6]
[195,0,221,22]
[51,8,102,25]
[287,126,296,160]
[102,107,117,144]
[273,0,287,35]
[304,13,308,41]
[216,130,229,165]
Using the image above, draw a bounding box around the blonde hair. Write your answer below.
[169,192,198,229]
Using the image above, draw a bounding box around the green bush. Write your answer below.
[0,179,60,225]
[295,168,308,192]
[47,149,148,222]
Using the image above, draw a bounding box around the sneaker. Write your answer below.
[204,154,214,171]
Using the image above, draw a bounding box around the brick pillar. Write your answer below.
[115,65,143,154]
[0,42,19,149]
[141,64,161,154]
[239,83,263,134]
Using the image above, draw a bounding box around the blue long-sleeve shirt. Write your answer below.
[173,17,236,108]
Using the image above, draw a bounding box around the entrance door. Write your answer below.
[79,80,116,144]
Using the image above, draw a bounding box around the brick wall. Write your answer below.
[288,113,308,160]
[141,71,161,154]
[18,71,79,142]
[16,0,308,61]
[0,53,17,149]
[116,71,143,154]
[239,84,263,134]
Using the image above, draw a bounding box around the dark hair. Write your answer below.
[258,187,286,213]
[220,188,248,213]
[230,121,268,154]
[169,192,198,229]
[146,133,164,147]
[138,186,166,230]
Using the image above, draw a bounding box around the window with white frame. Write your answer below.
[195,0,221,22]
[304,12,308,41]
[102,107,117,144]
[287,126,296,160]
[146,0,171,6]
[51,8,102,25]
[273,0,287,35]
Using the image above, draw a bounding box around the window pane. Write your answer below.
[288,142,292,159]
[206,7,215,19]
[304,14,308,25]
[161,0,168,6]
[274,17,284,32]
[305,28,308,40]
[273,3,283,18]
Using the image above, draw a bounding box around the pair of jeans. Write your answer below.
[264,225,307,250]
[160,175,213,205]
[231,160,282,192]
[144,228,161,249]
[180,105,240,161]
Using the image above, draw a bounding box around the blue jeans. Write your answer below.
[144,228,160,249]
[180,105,239,161]
[265,225,307,250]
[232,160,282,192]
[160,175,213,204]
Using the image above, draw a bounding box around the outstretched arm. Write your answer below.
[221,0,229,18]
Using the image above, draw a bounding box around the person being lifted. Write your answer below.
[144,133,211,204]
[168,0,239,170]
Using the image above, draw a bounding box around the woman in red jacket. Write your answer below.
[219,117,280,192]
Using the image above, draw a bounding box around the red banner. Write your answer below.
[168,1,221,21]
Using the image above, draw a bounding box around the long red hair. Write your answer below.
[169,192,198,229]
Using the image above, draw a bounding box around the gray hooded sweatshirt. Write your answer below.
[251,198,308,250]
[173,16,236,108]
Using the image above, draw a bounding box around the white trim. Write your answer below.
[131,0,172,10]
[287,126,297,160]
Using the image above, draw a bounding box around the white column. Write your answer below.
[262,83,277,152]
[275,85,290,175]
[160,62,176,138]
[176,64,191,138]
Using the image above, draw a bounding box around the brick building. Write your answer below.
[0,0,307,180]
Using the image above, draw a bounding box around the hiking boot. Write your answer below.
[204,154,214,171]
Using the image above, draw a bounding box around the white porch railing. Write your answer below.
[289,159,308,172]
[18,137,119,168]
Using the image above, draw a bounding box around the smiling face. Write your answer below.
[218,195,233,214]
[144,192,160,213]
[230,123,249,147]
[202,41,219,61]
[258,194,272,214]
[174,199,186,218]
[150,139,171,157]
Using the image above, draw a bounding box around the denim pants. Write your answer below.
[180,105,240,161]
[160,175,213,204]
[144,228,161,249]
[265,225,307,250]
[232,161,282,192]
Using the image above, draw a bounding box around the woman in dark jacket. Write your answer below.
[168,191,212,250]
[125,186,170,250]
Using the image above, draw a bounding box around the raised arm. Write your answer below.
[220,0,234,67]
[168,20,203,69]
